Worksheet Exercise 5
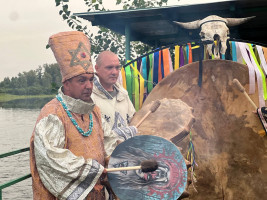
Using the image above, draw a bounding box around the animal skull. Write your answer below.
[173,15,255,58]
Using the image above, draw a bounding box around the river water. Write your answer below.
[0,106,41,199]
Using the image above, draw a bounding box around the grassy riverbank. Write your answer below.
[0,93,55,102]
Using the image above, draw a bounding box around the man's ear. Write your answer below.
[63,80,70,92]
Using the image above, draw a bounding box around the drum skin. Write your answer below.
[107,135,188,200]
[130,60,267,199]
[130,98,195,146]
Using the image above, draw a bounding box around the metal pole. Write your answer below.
[125,24,131,61]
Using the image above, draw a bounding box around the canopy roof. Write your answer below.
[75,0,267,47]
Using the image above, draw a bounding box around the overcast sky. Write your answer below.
[0,0,227,81]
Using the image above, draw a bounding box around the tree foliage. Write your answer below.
[54,0,172,62]
[0,63,61,95]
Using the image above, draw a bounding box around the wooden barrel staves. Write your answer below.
[130,60,267,199]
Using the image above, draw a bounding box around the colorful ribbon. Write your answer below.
[153,51,159,85]
[174,45,180,70]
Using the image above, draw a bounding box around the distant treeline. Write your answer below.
[0,63,62,95]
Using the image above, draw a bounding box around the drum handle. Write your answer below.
[106,160,158,172]
[135,100,161,128]
[106,166,141,172]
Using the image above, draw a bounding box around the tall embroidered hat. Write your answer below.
[48,31,94,82]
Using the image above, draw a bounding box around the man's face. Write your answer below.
[95,54,121,90]
[63,73,94,102]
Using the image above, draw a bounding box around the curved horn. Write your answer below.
[173,19,201,29]
[225,16,255,26]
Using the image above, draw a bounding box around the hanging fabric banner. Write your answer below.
[140,57,147,103]
[256,45,267,75]
[120,67,127,90]
[236,42,256,94]
[188,43,193,64]
[141,57,147,88]
[174,45,180,70]
[125,61,132,102]
[231,41,237,62]
[153,51,159,85]
[168,49,174,73]
[148,54,154,93]
[248,44,267,100]
[162,48,170,77]
[198,43,204,87]
[254,46,261,65]
[179,46,184,67]
[237,42,265,107]
[133,61,140,111]
[235,42,244,64]
[160,50,164,78]
[128,62,145,110]
[131,63,135,106]
[158,50,163,82]
[262,47,267,64]
[139,74,144,108]
[186,44,189,62]
[183,46,188,65]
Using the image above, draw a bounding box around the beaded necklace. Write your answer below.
[56,95,93,137]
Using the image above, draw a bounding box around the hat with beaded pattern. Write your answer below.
[49,31,94,82]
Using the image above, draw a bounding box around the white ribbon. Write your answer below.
[168,48,174,73]
[237,42,265,107]
[256,45,267,76]
[236,42,256,94]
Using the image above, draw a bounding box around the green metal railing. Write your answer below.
[0,147,31,200]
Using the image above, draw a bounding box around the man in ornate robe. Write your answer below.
[30,31,135,200]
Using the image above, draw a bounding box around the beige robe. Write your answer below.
[91,77,137,140]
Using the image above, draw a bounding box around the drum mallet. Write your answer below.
[232,79,257,110]
[106,159,158,172]
[135,100,161,128]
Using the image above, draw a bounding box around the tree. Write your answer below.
[2,77,11,88]
[17,73,27,88]
[25,70,38,87]
[42,72,52,88]
[10,77,19,88]
[0,63,62,95]
[36,66,43,85]
[54,0,174,61]
[43,63,61,87]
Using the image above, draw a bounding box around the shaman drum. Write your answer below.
[131,60,267,200]
[107,135,187,200]
[130,98,195,146]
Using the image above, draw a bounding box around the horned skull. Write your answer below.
[173,15,255,58]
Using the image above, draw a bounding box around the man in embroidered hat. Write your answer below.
[92,51,136,140]
[30,31,134,200]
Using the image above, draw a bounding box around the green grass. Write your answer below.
[0,93,55,102]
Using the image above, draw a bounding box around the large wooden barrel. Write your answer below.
[131,60,267,199]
